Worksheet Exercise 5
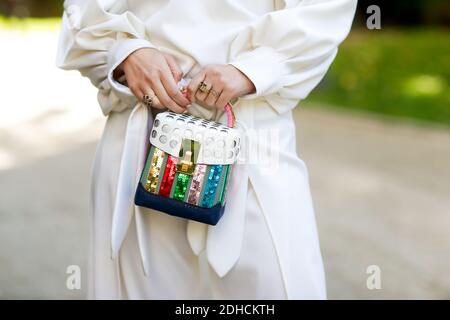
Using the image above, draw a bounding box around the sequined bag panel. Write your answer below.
[135,111,241,225]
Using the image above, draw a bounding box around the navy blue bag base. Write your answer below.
[134,182,225,226]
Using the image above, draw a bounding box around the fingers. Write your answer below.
[216,89,234,109]
[195,77,211,103]
[142,87,164,109]
[129,82,144,104]
[163,53,183,83]
[151,77,187,113]
[160,67,191,107]
[187,70,206,103]
[204,86,222,107]
[123,48,189,113]
[187,66,234,109]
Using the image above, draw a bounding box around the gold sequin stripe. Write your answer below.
[145,148,165,193]
[140,146,155,186]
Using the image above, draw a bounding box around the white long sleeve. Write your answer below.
[228,0,357,114]
[56,0,153,115]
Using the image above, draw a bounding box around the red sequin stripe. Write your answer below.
[159,155,178,197]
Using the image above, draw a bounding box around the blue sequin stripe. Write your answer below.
[200,165,223,208]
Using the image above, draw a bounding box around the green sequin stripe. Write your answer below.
[172,173,191,201]
[183,175,194,202]
[140,146,155,186]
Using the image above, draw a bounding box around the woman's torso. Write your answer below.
[127,0,276,76]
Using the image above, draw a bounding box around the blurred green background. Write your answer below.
[1,0,449,125]
[306,28,450,125]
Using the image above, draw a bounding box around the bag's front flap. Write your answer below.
[150,112,241,165]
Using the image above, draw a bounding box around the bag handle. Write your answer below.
[224,102,236,128]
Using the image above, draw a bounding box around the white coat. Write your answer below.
[57,0,357,299]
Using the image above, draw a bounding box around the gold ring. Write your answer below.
[198,81,209,93]
[143,94,154,107]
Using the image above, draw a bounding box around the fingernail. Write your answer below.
[187,104,192,108]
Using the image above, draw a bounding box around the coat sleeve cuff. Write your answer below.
[107,38,155,99]
[228,46,286,100]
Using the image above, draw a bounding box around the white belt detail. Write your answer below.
[110,103,150,265]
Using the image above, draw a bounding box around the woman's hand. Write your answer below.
[115,48,190,113]
[187,64,256,109]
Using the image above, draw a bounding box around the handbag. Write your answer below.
[134,102,241,225]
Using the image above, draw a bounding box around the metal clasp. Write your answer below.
[176,139,200,175]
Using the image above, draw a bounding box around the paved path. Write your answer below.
[0,30,449,299]
[296,107,450,299]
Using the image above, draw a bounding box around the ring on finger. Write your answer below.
[209,89,219,97]
[198,81,209,93]
[143,94,154,107]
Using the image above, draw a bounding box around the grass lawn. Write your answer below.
[304,28,450,126]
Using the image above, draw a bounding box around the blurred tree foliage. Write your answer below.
[1,0,450,26]
[305,29,450,125]
[0,0,63,17]
[356,0,450,26]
